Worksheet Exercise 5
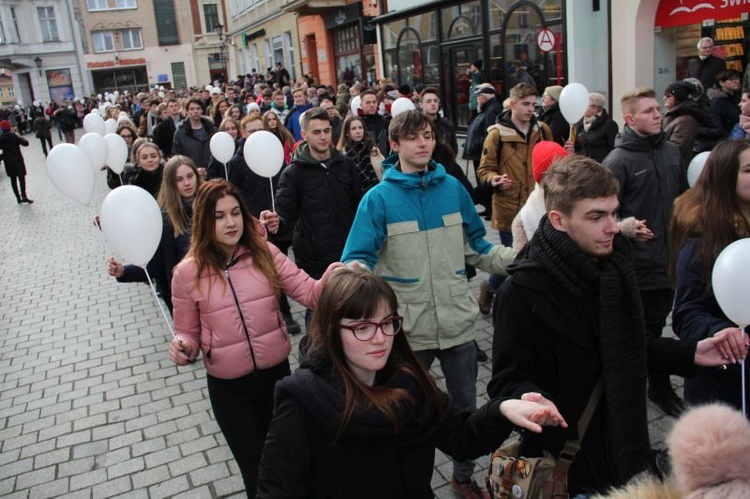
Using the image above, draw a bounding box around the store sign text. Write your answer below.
[86,58,146,69]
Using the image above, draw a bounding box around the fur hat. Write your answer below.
[668,403,750,498]
[0,120,10,132]
[544,85,563,103]
[474,83,495,97]
[532,141,569,184]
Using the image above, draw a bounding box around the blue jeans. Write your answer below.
[414,341,478,482]
[488,231,514,292]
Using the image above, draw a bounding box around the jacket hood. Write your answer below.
[291,141,342,167]
[707,86,737,100]
[497,109,540,134]
[665,99,704,120]
[614,126,666,152]
[381,154,448,188]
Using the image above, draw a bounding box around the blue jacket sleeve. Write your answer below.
[340,190,387,270]
[672,238,736,342]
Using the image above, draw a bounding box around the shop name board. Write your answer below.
[655,0,750,28]
[86,58,146,69]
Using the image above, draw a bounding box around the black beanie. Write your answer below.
[473,60,483,70]
[665,82,692,103]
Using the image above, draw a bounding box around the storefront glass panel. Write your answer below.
[442,1,482,39]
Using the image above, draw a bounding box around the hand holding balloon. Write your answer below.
[259,210,280,234]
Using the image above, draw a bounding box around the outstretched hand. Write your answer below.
[695,327,748,366]
[499,393,568,434]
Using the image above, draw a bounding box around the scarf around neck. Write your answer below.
[528,216,650,483]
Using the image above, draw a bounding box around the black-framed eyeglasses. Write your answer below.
[340,315,403,341]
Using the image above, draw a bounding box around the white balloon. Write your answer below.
[350,95,361,116]
[113,91,119,97]
[559,83,590,124]
[390,97,416,117]
[210,132,236,164]
[687,151,710,187]
[90,108,102,117]
[244,131,284,178]
[97,93,103,100]
[100,186,163,267]
[103,133,129,175]
[46,144,96,205]
[206,85,214,92]
[83,113,106,136]
[80,98,86,104]
[105,118,117,135]
[712,238,750,326]
[78,132,109,171]
[158,91,165,99]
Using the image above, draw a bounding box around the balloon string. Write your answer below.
[223,161,228,181]
[119,173,123,185]
[143,266,175,337]
[269,177,276,213]
[743,351,747,416]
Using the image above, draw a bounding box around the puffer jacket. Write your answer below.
[477,111,552,231]
[602,127,685,290]
[341,157,515,351]
[172,117,216,168]
[171,241,338,379]
[274,143,362,276]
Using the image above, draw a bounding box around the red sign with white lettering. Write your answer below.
[655,0,749,28]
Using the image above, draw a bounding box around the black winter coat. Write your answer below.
[152,118,177,159]
[361,112,390,156]
[257,367,513,499]
[602,128,685,290]
[692,94,725,152]
[686,56,726,93]
[172,117,217,168]
[539,103,570,146]
[0,132,29,176]
[708,87,741,136]
[462,97,502,160]
[274,143,362,275]
[672,238,749,412]
[573,110,618,163]
[489,257,697,494]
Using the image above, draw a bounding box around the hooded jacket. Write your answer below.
[284,102,312,141]
[602,127,685,290]
[172,117,217,168]
[477,111,553,231]
[708,87,741,136]
[257,365,512,498]
[341,157,515,351]
[573,109,619,163]
[664,99,704,162]
[539,102,570,146]
[275,143,362,276]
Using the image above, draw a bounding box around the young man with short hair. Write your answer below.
[342,110,516,499]
[359,89,390,156]
[420,87,458,156]
[284,87,311,141]
[319,96,341,145]
[152,98,183,158]
[476,82,552,313]
[172,96,217,171]
[489,155,739,496]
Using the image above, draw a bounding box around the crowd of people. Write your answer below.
[5,42,750,498]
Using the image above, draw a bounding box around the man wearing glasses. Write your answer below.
[341,110,515,499]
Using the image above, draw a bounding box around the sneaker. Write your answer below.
[284,315,302,335]
[478,281,493,315]
[475,340,489,363]
[451,476,490,499]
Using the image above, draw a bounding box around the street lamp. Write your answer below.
[215,23,228,82]
[34,56,42,77]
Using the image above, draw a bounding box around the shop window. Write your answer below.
[334,26,362,84]
[121,29,142,50]
[382,18,406,50]
[203,4,220,34]
[423,45,439,86]
[441,1,482,40]
[93,31,115,53]
[37,6,59,42]
[171,62,186,91]
[397,28,421,87]
[487,0,562,31]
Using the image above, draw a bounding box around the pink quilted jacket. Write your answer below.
[171,242,340,379]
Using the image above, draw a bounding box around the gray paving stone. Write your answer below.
[20,439,56,460]
[29,477,69,499]
[144,446,182,469]
[15,465,55,491]
[107,456,145,479]
[131,464,170,489]
[92,475,130,499]
[148,476,190,499]
[167,453,208,477]
[58,456,95,477]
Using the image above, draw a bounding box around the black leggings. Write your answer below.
[9,175,27,201]
[207,361,290,498]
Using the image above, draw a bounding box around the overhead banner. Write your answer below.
[655,0,749,28]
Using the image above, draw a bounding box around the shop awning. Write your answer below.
[655,0,749,28]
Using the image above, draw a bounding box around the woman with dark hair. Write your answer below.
[708,70,743,136]
[337,115,383,192]
[210,98,231,128]
[262,110,294,164]
[257,268,567,498]
[168,179,341,496]
[671,139,750,412]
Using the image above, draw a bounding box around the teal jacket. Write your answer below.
[341,156,516,351]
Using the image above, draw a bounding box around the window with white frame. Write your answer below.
[264,39,272,70]
[86,0,109,10]
[116,0,137,8]
[121,29,142,50]
[250,44,259,72]
[10,7,20,43]
[92,31,115,52]
[37,7,59,42]
[284,31,295,80]
[203,4,220,34]
[8,86,13,96]
[0,88,4,97]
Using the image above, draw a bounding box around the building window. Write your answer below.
[8,86,13,96]
[87,0,109,10]
[203,4,220,34]
[116,0,137,8]
[0,15,6,45]
[264,39,272,70]
[37,7,59,42]
[284,31,295,80]
[0,88,4,98]
[121,29,142,50]
[153,0,179,46]
[171,62,186,90]
[333,26,361,84]
[93,31,115,52]
[10,7,20,43]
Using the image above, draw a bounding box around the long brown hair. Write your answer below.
[187,179,280,293]
[158,155,203,237]
[337,115,376,155]
[307,268,444,436]
[262,110,294,149]
[670,139,750,288]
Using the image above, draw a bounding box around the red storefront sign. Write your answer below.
[655,0,749,28]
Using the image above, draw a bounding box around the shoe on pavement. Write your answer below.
[475,340,489,362]
[478,281,493,315]
[284,315,302,335]
[648,383,685,418]
[451,476,490,499]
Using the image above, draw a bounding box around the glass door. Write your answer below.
[443,44,483,129]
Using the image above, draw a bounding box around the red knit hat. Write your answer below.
[532,141,569,184]
[0,120,11,132]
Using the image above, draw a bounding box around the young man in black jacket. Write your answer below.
[489,155,743,496]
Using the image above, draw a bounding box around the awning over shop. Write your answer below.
[655,0,749,28]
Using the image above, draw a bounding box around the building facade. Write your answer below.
[80,0,197,94]
[0,69,16,107]
[0,0,87,106]
[190,0,232,85]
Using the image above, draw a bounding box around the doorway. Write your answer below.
[444,44,483,129]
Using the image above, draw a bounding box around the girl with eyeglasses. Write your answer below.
[256,268,567,498]
[168,179,341,496]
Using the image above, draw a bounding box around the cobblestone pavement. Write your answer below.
[0,129,682,498]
